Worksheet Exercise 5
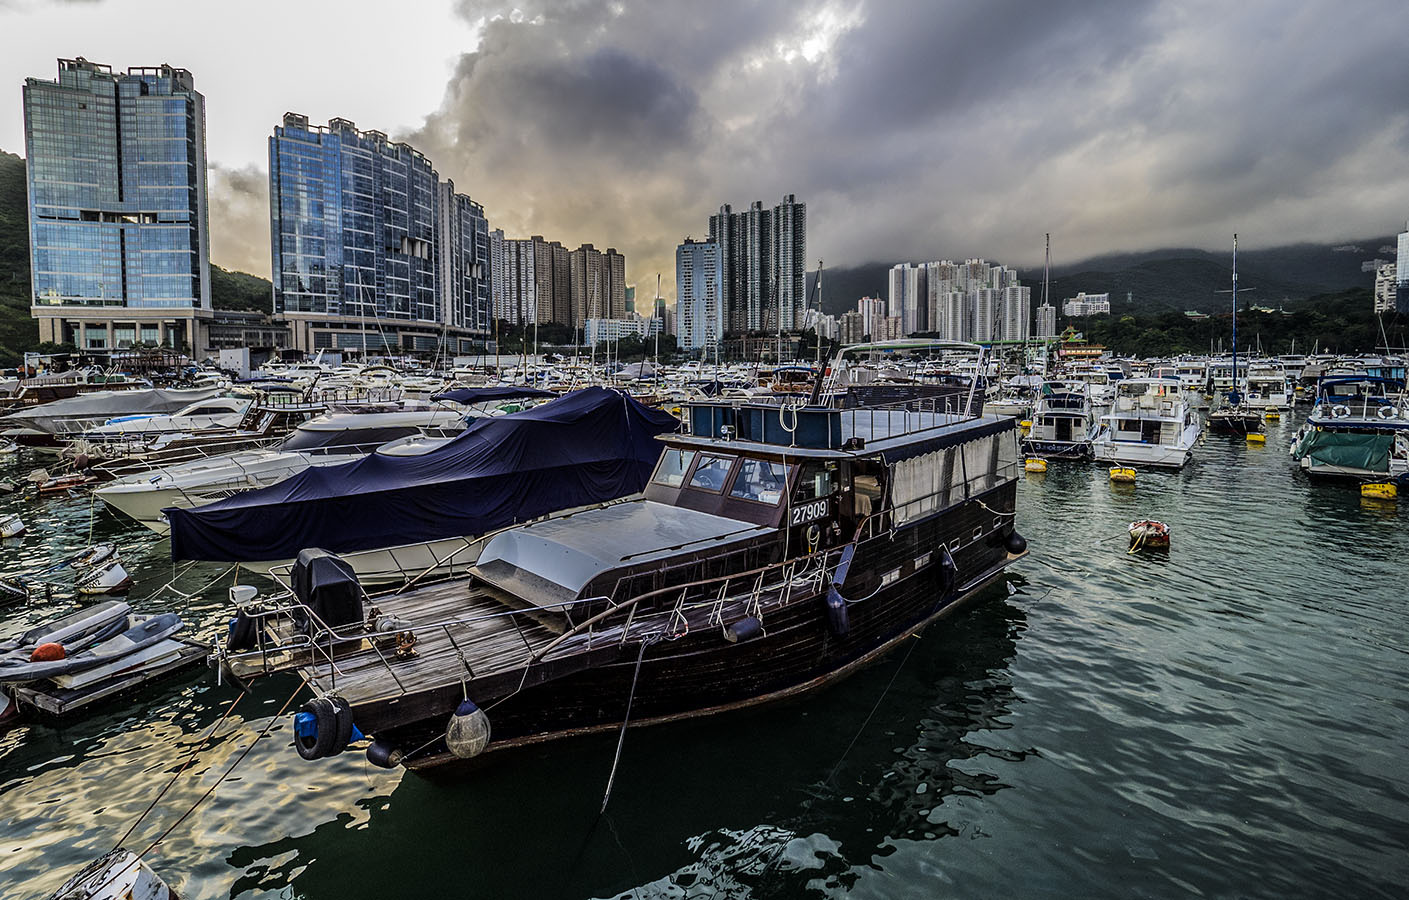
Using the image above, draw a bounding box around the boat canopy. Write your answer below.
[166,387,679,562]
[430,385,557,405]
[0,387,223,434]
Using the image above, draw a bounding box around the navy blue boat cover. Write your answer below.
[166,387,679,562]
[431,385,557,405]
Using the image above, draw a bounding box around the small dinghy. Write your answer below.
[0,600,132,660]
[0,612,181,684]
[75,559,133,595]
[1128,519,1171,552]
[49,848,178,900]
[0,440,18,454]
[71,543,119,571]
[0,513,25,538]
[0,479,17,493]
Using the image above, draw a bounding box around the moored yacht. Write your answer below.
[1289,376,1409,482]
[1093,377,1201,469]
[1022,380,1099,459]
[94,405,467,532]
[219,342,1028,773]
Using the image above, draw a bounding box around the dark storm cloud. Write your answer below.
[406,0,1409,297]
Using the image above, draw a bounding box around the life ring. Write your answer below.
[1378,406,1398,420]
[1331,405,1350,418]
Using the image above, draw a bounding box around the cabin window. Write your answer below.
[652,448,697,488]
[688,454,735,492]
[729,459,790,505]
[794,461,839,501]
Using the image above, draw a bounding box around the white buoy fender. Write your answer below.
[445,698,491,759]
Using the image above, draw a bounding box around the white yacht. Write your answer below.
[1093,377,1202,469]
[94,407,466,533]
[1242,366,1293,410]
[1022,380,1100,459]
[80,396,252,441]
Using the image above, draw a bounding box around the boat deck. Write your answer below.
[291,579,561,709]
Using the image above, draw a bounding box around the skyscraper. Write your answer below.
[604,248,627,319]
[1397,220,1409,315]
[436,179,491,339]
[676,239,723,352]
[706,194,806,334]
[24,58,211,351]
[570,243,605,325]
[270,114,488,354]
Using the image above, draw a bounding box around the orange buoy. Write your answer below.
[30,642,66,662]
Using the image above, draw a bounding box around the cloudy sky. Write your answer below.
[2,0,1407,295]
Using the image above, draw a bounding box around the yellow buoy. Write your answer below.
[1264,411,1281,421]
[1109,467,1136,483]
[1024,458,1047,473]
[1246,432,1266,444]
[1361,483,1397,500]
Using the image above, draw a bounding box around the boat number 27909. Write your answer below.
[790,500,829,526]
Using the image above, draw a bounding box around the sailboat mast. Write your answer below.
[1231,233,1239,403]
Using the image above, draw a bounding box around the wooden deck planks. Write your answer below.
[299,582,557,706]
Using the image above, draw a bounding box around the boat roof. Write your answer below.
[670,406,1013,461]
[474,499,768,607]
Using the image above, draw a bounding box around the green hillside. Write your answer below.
[0,149,273,365]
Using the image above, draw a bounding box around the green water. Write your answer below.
[1,413,1406,899]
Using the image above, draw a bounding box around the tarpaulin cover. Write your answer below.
[0,387,223,434]
[430,386,557,405]
[289,548,362,631]
[1291,429,1392,471]
[166,387,679,562]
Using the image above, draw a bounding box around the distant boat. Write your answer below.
[1289,376,1409,482]
[1093,377,1202,469]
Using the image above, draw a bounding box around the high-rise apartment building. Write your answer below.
[271,114,477,353]
[891,257,1028,342]
[706,194,806,334]
[24,58,212,351]
[570,243,606,325]
[436,179,491,338]
[604,248,627,320]
[1036,302,1057,338]
[676,239,723,352]
[1397,221,1409,315]
[888,263,930,335]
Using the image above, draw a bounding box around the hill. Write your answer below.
[0,149,274,364]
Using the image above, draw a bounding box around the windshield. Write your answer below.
[651,448,697,487]
[729,459,791,504]
[688,454,735,492]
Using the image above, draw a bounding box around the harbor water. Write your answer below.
[1,413,1406,898]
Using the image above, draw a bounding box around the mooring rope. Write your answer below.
[114,689,248,851]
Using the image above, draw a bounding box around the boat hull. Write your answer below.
[359,481,1023,772]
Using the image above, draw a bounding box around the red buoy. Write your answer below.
[30,642,66,662]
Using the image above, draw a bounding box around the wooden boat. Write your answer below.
[222,341,1029,774]
[1128,520,1170,550]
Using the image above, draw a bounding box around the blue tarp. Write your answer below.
[431,386,557,405]
[166,387,679,562]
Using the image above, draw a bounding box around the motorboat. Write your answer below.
[1290,376,1409,482]
[0,613,182,684]
[1022,380,1100,459]
[218,341,1029,774]
[93,405,468,533]
[1093,377,1202,469]
[79,395,252,441]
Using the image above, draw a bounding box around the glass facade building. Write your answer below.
[23,57,211,350]
[270,114,489,353]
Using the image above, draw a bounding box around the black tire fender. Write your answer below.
[295,697,338,760]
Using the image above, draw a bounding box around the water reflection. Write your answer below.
[231,582,1027,900]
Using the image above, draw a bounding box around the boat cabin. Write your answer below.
[469,398,1020,621]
